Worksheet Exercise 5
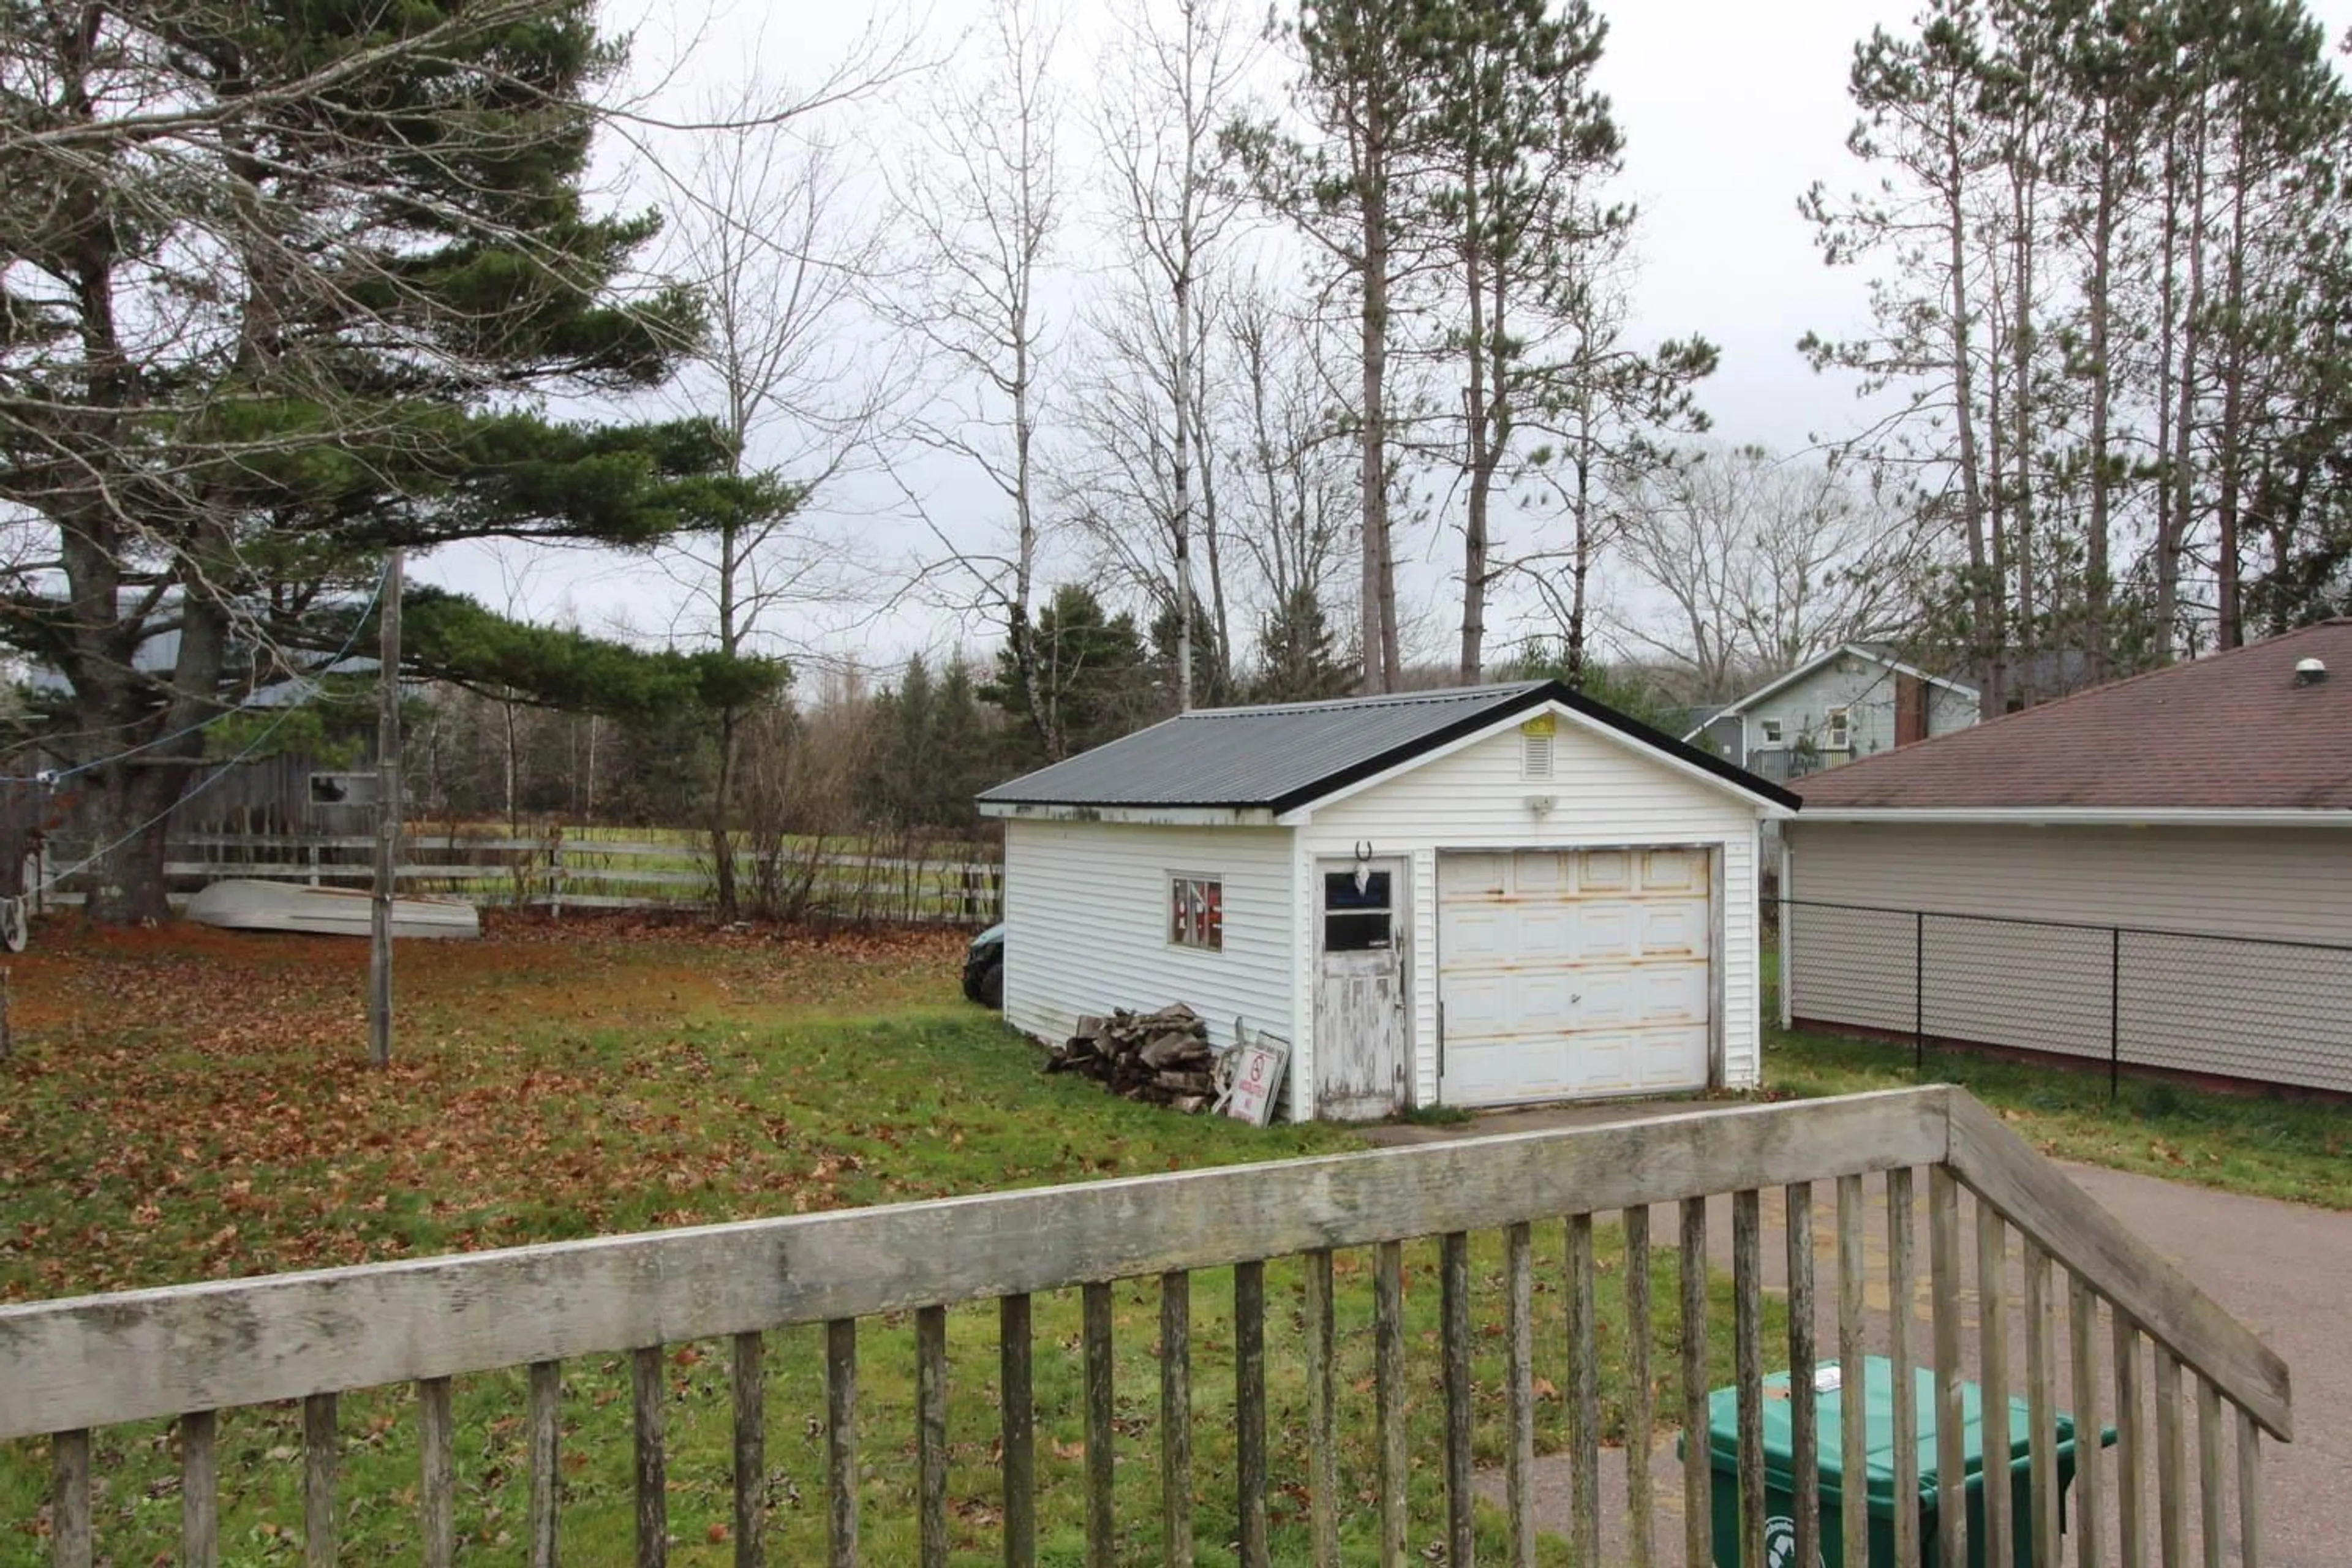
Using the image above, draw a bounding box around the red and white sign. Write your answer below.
[1222,1033,1291,1127]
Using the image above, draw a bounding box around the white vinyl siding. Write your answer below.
[1000,821,1293,1055]
[1296,711,1766,1106]
[1785,822,2352,1093]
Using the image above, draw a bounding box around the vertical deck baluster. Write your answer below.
[1237,1259,1270,1568]
[1681,1197,1712,1568]
[917,1308,949,1568]
[528,1360,562,1568]
[1733,1188,1765,1568]
[1931,1169,1967,1568]
[1159,1272,1194,1568]
[50,1430,89,1568]
[2154,1344,2186,1568]
[1304,1250,1338,1568]
[633,1347,667,1568]
[1376,1240,1407,1568]
[1787,1182,1820,1568]
[2025,1243,2059,1568]
[1441,1232,1474,1567]
[420,1378,455,1568]
[827,1319,858,1568]
[2196,1377,2224,1568]
[1624,1205,1654,1568]
[182,1411,219,1568]
[1082,1283,1115,1568]
[1978,1205,2013,1568]
[304,1392,338,1568]
[1569,1212,1602,1568]
[1838,1175,1868,1568]
[2237,1408,2264,1568]
[1505,1221,1537,1568]
[2069,1278,2105,1568]
[1001,1294,1035,1568]
[1888,1169,1920,1568]
[2114,1318,2147,1568]
[733,1332,766,1568]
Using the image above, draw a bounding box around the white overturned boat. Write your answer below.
[187,880,480,940]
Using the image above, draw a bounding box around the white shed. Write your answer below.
[977,682,1798,1120]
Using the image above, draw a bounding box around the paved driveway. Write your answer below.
[1365,1105,2346,1566]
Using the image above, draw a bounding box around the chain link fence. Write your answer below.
[1777,897,2352,1098]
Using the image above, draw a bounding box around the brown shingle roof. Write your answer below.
[1793,620,2352,812]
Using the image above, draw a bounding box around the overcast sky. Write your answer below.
[418,0,2352,685]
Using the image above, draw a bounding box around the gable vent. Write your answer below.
[1521,730,1555,781]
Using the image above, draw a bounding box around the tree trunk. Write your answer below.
[2214,156,2250,650]
[2168,90,2210,660]
[710,710,739,919]
[2008,107,2037,680]
[2084,127,2117,676]
[1940,91,1998,718]
[2153,113,2184,660]
[1173,265,1195,710]
[1459,153,1490,682]
[1193,339,1231,701]
[1359,153,1391,695]
[77,592,231,923]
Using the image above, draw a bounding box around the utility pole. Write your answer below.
[369,549,404,1068]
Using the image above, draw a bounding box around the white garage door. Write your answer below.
[1438,847,1712,1106]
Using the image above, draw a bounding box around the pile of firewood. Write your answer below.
[1046,1003,1221,1112]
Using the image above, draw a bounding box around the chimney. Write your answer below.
[2294,657,2328,687]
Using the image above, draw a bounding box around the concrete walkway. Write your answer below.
[1363,1102,2347,1567]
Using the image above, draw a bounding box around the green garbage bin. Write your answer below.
[1678,1355,2107,1567]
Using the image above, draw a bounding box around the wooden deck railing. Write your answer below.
[0,1087,2288,1566]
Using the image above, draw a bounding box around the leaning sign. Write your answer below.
[1219,1030,1291,1127]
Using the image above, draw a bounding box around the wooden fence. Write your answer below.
[21,832,1003,926]
[0,1087,2289,1567]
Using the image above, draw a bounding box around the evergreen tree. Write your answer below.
[0,0,777,918]
[1252,587,1356,702]
[985,585,1149,760]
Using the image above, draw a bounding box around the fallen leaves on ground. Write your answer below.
[0,913,969,1301]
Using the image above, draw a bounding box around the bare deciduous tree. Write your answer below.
[1610,445,1918,699]
[1082,0,1254,709]
[657,80,894,914]
[881,0,1068,754]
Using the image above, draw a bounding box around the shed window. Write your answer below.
[1758,718,1784,745]
[1169,875,1223,950]
[1322,870,1393,952]
[1824,707,1851,750]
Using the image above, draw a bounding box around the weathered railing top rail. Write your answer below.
[0,1085,2285,1443]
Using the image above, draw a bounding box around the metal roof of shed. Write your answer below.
[978,679,1799,814]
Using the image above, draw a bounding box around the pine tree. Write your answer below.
[0,0,774,918]
[985,586,1150,760]
[1253,587,1355,702]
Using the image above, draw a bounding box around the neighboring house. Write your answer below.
[977,680,1798,1120]
[1689,643,1978,783]
[1783,619,2352,1095]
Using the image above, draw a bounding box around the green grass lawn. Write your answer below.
[1760,948,2352,1210]
[1,919,1776,1566]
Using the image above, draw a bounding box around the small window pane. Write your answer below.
[1170,876,1223,950]
[1323,870,1390,911]
[1325,911,1391,952]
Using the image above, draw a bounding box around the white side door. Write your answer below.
[1312,858,1409,1119]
